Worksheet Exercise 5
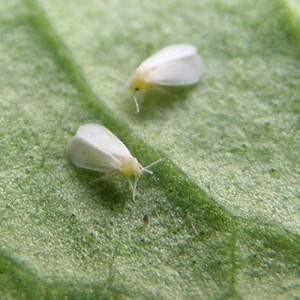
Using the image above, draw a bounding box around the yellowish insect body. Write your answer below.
[119,156,142,177]
[129,71,153,92]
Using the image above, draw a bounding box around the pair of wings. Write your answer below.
[68,124,131,173]
[137,44,203,86]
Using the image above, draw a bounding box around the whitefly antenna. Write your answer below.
[142,158,164,175]
[132,93,140,113]
[132,176,139,201]
[126,159,163,200]
[127,176,139,201]
[109,74,141,113]
[108,74,127,87]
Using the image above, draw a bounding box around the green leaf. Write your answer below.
[0,0,299,299]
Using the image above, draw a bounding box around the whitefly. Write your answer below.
[68,124,162,200]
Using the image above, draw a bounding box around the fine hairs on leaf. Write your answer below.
[2,0,300,298]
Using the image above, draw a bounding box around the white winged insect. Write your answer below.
[129,44,203,112]
[68,124,161,200]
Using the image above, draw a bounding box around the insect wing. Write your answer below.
[68,136,120,173]
[146,53,203,86]
[138,44,198,73]
[76,124,131,158]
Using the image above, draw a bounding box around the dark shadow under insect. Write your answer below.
[70,165,129,212]
[132,84,199,118]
